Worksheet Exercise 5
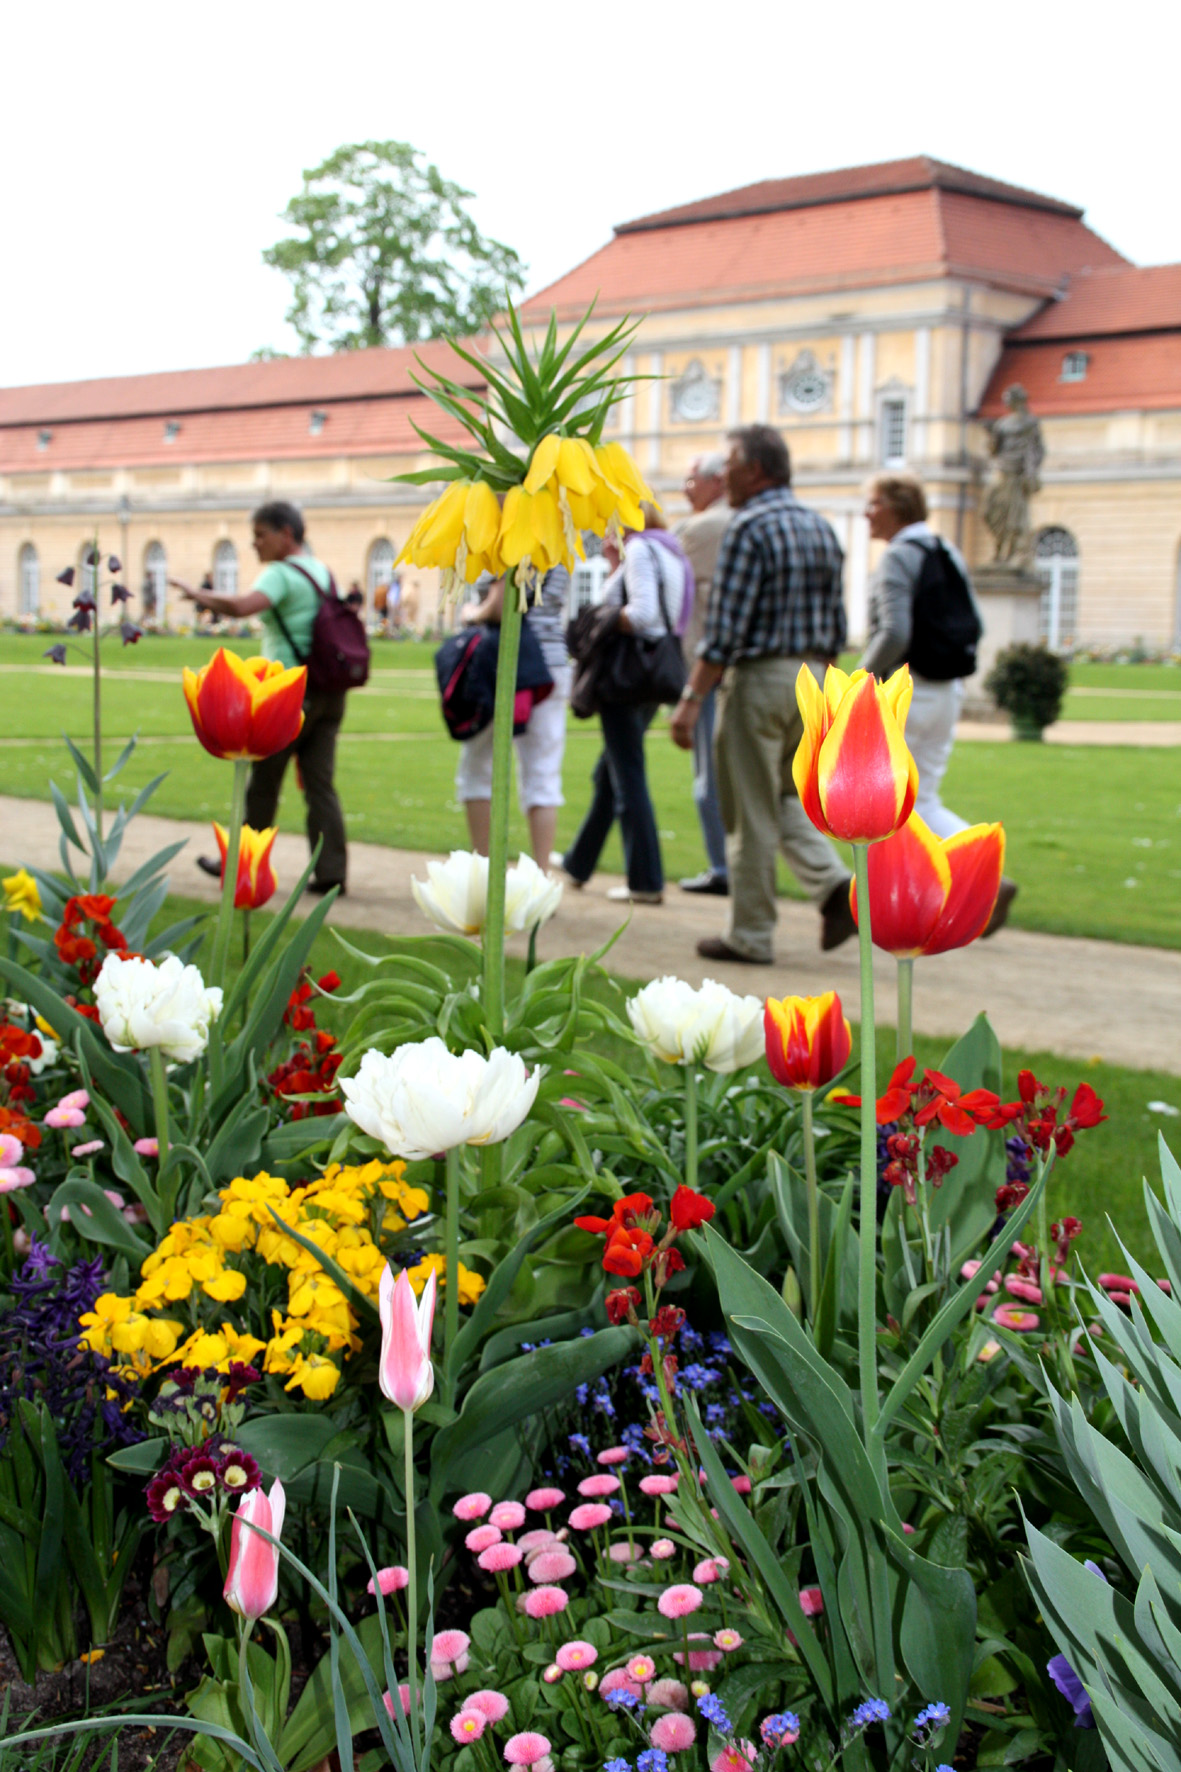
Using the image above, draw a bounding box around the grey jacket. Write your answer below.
[859,522,980,679]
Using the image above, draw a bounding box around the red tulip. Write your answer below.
[764,992,852,1093]
[793,666,918,844]
[850,814,1005,957]
[183,648,305,760]
[212,822,279,910]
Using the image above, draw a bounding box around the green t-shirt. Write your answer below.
[254,555,331,668]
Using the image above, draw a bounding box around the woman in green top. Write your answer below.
[172,500,348,894]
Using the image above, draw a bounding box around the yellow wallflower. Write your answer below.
[2,869,42,922]
[202,1267,247,1303]
[173,1322,267,1371]
[404,1254,486,1307]
[208,1213,255,1253]
[79,1294,183,1363]
[283,1352,341,1400]
[218,1171,292,1226]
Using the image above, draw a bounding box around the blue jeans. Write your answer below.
[564,701,663,893]
[693,687,728,878]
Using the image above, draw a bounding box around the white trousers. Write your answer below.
[906,677,969,839]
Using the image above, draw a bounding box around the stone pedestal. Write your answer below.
[963,565,1044,716]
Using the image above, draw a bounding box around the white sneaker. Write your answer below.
[606,885,663,905]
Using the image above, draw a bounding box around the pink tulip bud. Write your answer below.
[224,1479,285,1621]
[378,1264,437,1412]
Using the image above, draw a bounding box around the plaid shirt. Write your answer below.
[699,486,846,666]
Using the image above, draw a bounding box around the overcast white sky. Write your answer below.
[4,0,1178,390]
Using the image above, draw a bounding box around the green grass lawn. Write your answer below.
[163,891,1179,1275]
[1,636,1179,947]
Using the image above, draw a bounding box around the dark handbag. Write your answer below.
[564,546,686,719]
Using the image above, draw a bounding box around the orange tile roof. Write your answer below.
[1012,264,1181,340]
[616,156,1086,233]
[0,391,474,474]
[523,185,1125,320]
[978,334,1181,416]
[0,336,486,427]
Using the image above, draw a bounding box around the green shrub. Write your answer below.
[985,643,1069,733]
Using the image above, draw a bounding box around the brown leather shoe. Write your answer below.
[820,880,858,951]
[982,878,1018,937]
[696,936,772,965]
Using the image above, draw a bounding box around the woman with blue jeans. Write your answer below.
[559,513,692,905]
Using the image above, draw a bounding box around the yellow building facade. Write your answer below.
[2,157,1179,649]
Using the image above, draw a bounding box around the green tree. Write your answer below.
[262,140,527,354]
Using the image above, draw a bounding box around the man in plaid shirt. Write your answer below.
[670,425,855,963]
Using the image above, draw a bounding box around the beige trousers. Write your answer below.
[714,655,850,962]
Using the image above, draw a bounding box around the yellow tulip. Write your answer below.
[2,869,41,923]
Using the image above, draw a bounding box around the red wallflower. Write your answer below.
[54,894,127,988]
[669,1185,715,1231]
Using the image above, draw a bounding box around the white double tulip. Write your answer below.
[411,850,562,938]
[94,953,223,1064]
[341,1037,543,1161]
[627,975,765,1073]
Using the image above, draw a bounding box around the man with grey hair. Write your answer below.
[674,451,732,893]
[670,425,854,963]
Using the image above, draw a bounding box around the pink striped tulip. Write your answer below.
[378,1263,437,1412]
[224,1479,285,1621]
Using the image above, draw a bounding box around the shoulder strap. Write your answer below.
[266,558,335,665]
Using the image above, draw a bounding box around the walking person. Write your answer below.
[173,500,350,896]
[675,452,732,896]
[455,566,572,868]
[670,425,854,963]
[558,511,692,905]
[861,472,1017,930]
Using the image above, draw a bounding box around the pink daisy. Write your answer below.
[648,1678,690,1711]
[526,1486,566,1511]
[431,1629,471,1665]
[467,1690,510,1722]
[527,1549,576,1584]
[577,1473,620,1498]
[650,1538,677,1559]
[568,1503,613,1531]
[466,1524,504,1553]
[693,1557,729,1584]
[504,1733,551,1766]
[451,1711,487,1742]
[712,1743,756,1772]
[639,1474,679,1497]
[650,1713,697,1752]
[608,1542,642,1563]
[713,1629,744,1651]
[657,1584,703,1620]
[555,1641,597,1671]
[523,1585,568,1618]
[453,1492,492,1521]
[596,1446,631,1465]
[480,1544,524,1573]
[673,1634,723,1672]
[490,1500,527,1530]
[626,1655,657,1683]
[367,1565,409,1596]
[600,1668,645,1702]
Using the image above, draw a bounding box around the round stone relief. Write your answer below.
[779,350,832,415]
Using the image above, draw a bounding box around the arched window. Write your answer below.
[214,539,238,596]
[367,538,395,626]
[144,541,167,623]
[18,544,39,617]
[1034,527,1079,652]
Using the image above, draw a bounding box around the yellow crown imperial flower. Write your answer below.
[397,477,505,604]
[2,868,42,923]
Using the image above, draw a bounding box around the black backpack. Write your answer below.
[904,538,983,681]
[272,559,371,694]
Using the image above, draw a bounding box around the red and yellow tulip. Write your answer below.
[793,666,918,844]
[849,814,1005,957]
[213,822,278,911]
[183,650,305,761]
[764,992,852,1093]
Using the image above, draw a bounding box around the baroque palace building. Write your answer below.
[3,156,1180,648]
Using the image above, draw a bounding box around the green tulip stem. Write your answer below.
[210,758,249,991]
[802,1089,821,1323]
[92,536,104,845]
[444,1144,461,1401]
[684,1063,698,1192]
[403,1407,421,1756]
[896,958,914,1065]
[853,843,882,1457]
[482,567,523,1041]
[148,1046,170,1178]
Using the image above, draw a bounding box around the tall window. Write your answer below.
[367,538,395,625]
[79,546,98,599]
[1061,351,1089,382]
[144,541,167,622]
[18,544,39,616]
[1034,527,1080,652]
[569,556,609,615]
[213,539,238,596]
[878,396,908,467]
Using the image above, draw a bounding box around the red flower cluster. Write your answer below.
[284,971,342,1031]
[54,894,127,988]
[145,1438,261,1522]
[575,1185,714,1283]
[0,1102,41,1150]
[882,1130,958,1206]
[605,1286,641,1325]
[1011,1071,1107,1159]
[842,1056,1007,1136]
[268,1030,342,1120]
[0,1023,45,1105]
